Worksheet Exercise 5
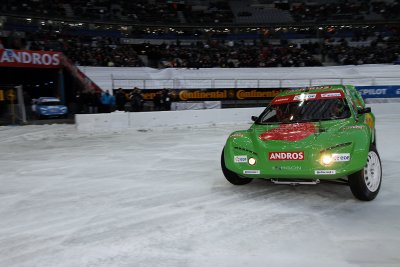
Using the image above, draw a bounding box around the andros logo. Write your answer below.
[268,151,304,160]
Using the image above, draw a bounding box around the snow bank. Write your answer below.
[76,103,400,132]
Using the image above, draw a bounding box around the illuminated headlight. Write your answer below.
[248,157,257,165]
[321,155,333,165]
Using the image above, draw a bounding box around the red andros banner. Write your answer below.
[0,49,61,68]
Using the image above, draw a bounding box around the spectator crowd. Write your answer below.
[1,0,400,68]
[73,88,172,114]
[3,27,399,68]
[287,0,400,22]
[1,0,232,25]
[2,0,400,24]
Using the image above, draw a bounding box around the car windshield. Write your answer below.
[38,101,61,106]
[257,96,351,124]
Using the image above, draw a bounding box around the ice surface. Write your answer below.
[0,114,400,267]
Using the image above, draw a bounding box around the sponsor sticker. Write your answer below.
[273,166,302,171]
[342,125,364,130]
[332,153,350,162]
[243,170,260,175]
[269,151,304,160]
[230,133,244,138]
[299,85,333,90]
[234,155,248,163]
[272,97,290,103]
[321,92,342,98]
[315,170,336,175]
[293,94,316,101]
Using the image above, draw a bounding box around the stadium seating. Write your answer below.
[1,0,399,68]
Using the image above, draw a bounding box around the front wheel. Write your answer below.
[221,148,253,185]
[348,145,382,201]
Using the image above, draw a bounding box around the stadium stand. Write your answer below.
[3,0,400,24]
[230,0,294,24]
[1,0,399,68]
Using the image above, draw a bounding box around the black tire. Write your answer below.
[221,148,253,185]
[348,145,382,201]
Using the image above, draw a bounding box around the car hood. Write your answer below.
[247,120,352,152]
[258,122,316,142]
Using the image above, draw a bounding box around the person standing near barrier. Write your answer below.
[153,90,162,111]
[87,91,96,114]
[130,87,144,112]
[115,88,126,111]
[94,91,102,113]
[101,90,113,113]
[162,89,172,111]
[23,91,32,119]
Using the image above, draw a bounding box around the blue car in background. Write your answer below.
[32,97,68,119]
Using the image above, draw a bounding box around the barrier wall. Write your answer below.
[79,65,400,91]
[357,85,400,99]
[75,103,400,132]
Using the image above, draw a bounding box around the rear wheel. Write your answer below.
[221,148,253,185]
[348,145,382,201]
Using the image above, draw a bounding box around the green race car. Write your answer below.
[221,85,382,201]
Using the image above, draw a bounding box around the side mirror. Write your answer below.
[251,116,258,122]
[358,107,371,115]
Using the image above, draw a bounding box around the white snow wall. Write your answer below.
[75,108,263,132]
[78,65,400,91]
[75,103,400,132]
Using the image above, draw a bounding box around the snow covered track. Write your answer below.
[1,107,400,267]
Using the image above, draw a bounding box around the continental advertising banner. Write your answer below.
[114,88,286,102]
[0,49,61,68]
[115,86,400,101]
[178,89,285,101]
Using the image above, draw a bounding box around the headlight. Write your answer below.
[321,154,333,165]
[248,157,257,165]
[39,107,48,111]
